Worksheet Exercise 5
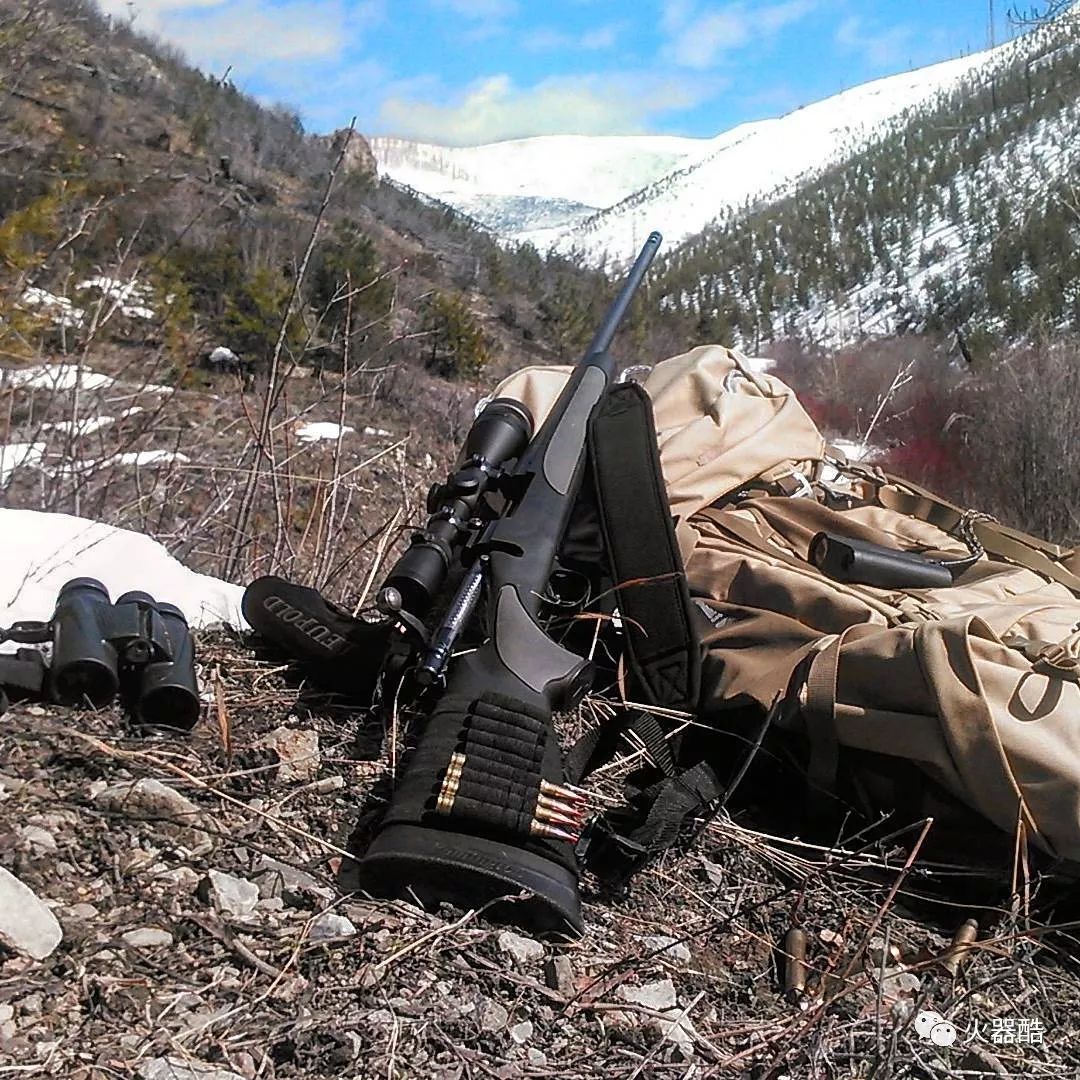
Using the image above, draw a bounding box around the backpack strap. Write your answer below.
[875,476,1080,595]
[589,381,700,713]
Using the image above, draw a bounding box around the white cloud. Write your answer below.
[835,15,923,68]
[662,0,816,70]
[377,72,709,145]
[99,0,379,75]
[430,0,518,18]
[522,21,622,52]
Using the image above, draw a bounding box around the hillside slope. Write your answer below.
[0,0,673,388]
[649,19,1080,348]
[375,41,1015,262]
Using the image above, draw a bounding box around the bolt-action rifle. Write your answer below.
[357,232,664,934]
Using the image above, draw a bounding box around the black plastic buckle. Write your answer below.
[577,815,649,890]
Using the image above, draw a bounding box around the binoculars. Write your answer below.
[3,578,200,730]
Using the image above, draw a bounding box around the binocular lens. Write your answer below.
[53,658,119,708]
[52,577,119,706]
[134,601,200,731]
[137,684,200,731]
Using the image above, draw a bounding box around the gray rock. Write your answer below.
[253,856,332,902]
[263,727,320,782]
[509,1020,533,1045]
[64,902,99,921]
[18,826,57,852]
[480,999,509,1032]
[156,867,201,891]
[526,1048,547,1067]
[641,934,693,966]
[122,927,174,947]
[204,870,259,917]
[309,911,357,940]
[618,980,696,1055]
[138,1057,244,1080]
[699,858,724,886]
[544,953,574,996]
[0,867,62,960]
[94,779,209,851]
[618,979,677,1011]
[497,929,544,967]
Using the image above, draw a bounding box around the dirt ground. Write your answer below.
[3,630,1080,1080]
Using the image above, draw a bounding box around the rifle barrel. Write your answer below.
[582,231,662,366]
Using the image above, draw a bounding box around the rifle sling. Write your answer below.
[588,381,700,713]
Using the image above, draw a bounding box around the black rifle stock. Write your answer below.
[360,232,662,934]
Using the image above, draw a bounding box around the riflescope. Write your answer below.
[377,397,534,619]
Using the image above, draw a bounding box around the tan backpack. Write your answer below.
[494,346,1080,872]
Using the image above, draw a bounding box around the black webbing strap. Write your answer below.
[589,382,699,713]
[565,708,677,785]
[580,760,724,886]
[0,649,48,718]
[630,761,724,854]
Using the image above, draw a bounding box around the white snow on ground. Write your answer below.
[39,407,144,438]
[1,363,174,396]
[739,355,777,376]
[111,450,189,466]
[3,364,117,392]
[829,438,878,462]
[0,508,246,641]
[362,426,392,437]
[295,421,354,443]
[74,276,156,320]
[20,288,85,328]
[372,133,709,216]
[0,443,47,485]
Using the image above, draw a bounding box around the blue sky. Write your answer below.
[100,0,1022,144]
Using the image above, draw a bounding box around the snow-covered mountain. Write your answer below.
[371,134,711,241]
[650,18,1080,348]
[372,39,1018,263]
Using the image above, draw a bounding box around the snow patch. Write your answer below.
[3,364,116,392]
[113,450,190,467]
[75,276,156,320]
[0,442,47,484]
[2,364,174,396]
[0,508,246,640]
[40,414,119,438]
[829,438,878,462]
[19,288,85,328]
[295,422,354,443]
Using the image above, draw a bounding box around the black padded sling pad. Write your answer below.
[589,381,699,714]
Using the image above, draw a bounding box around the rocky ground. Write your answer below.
[2,632,1080,1079]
